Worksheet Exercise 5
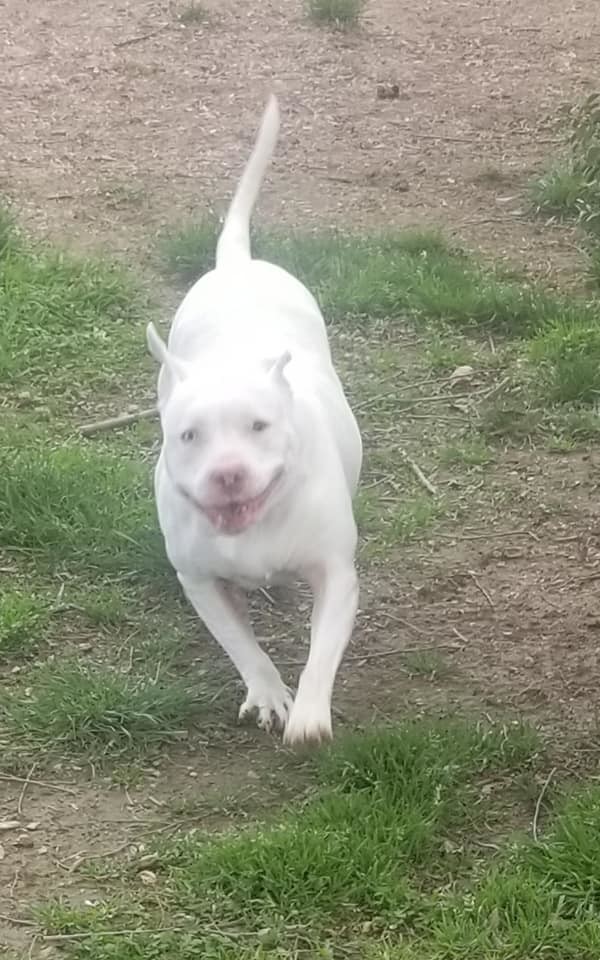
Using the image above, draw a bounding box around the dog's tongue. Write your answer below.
[206,501,258,535]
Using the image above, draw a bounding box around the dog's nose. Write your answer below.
[210,464,247,493]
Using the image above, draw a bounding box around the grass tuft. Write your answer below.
[1,660,202,758]
[307,0,366,26]
[0,589,48,658]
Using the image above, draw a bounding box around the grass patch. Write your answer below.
[307,0,365,26]
[162,222,564,333]
[531,93,600,289]
[0,660,203,759]
[0,217,148,399]
[529,317,600,405]
[355,488,444,555]
[0,589,48,658]
[39,720,539,956]
[0,439,165,577]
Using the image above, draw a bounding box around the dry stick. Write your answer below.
[436,529,534,542]
[532,767,557,842]
[400,449,438,497]
[0,773,77,796]
[114,25,168,48]
[17,762,37,817]
[43,927,185,943]
[79,407,158,436]
[468,570,495,609]
[0,914,36,927]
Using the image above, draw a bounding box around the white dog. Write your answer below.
[147,96,362,745]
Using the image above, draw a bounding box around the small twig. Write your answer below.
[532,767,557,842]
[436,529,535,542]
[114,26,168,48]
[43,927,185,943]
[17,762,38,817]
[79,407,158,436]
[468,570,495,609]
[452,626,470,645]
[480,376,511,401]
[0,773,77,796]
[0,914,36,927]
[400,449,438,496]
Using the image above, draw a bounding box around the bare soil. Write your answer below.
[1,1,600,955]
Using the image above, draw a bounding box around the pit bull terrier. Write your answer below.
[147,96,362,744]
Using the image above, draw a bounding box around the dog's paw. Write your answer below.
[239,676,294,733]
[283,696,333,747]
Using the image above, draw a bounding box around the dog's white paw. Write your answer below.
[283,695,332,747]
[239,674,294,732]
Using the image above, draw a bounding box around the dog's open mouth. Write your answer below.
[204,489,270,534]
[182,471,282,535]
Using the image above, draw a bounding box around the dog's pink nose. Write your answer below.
[210,464,247,493]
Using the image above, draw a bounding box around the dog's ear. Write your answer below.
[265,350,291,384]
[146,323,189,381]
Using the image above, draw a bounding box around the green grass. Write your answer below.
[0,589,48,658]
[306,0,366,26]
[35,722,600,959]
[38,719,540,957]
[162,221,578,335]
[0,215,149,398]
[0,659,205,759]
[531,93,600,289]
[0,439,165,577]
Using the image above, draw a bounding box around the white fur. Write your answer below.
[148,95,362,744]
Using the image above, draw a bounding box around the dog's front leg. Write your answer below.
[178,574,293,731]
[284,562,359,746]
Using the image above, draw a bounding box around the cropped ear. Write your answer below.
[265,350,292,384]
[146,323,189,381]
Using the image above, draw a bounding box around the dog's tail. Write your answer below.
[215,95,280,269]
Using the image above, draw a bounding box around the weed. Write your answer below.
[307,0,366,27]
[438,439,493,468]
[0,589,48,658]
[403,650,450,677]
[529,318,600,405]
[178,0,209,24]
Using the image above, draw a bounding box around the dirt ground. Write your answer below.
[2,0,600,955]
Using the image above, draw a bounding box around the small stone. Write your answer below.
[138,869,157,885]
[14,833,34,848]
[26,821,40,831]
[449,364,475,383]
[0,820,21,832]
[376,82,400,100]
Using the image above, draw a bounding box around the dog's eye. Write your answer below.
[180,428,197,444]
[251,420,269,433]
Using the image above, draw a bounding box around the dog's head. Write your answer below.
[147,324,297,536]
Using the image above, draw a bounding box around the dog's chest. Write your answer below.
[209,533,294,589]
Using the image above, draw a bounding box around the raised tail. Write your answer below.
[215,95,280,269]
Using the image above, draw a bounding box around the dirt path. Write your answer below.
[1,0,595,277]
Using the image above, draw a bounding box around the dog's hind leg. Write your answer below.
[178,574,293,732]
[284,561,359,746]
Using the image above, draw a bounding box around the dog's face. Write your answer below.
[148,325,296,536]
